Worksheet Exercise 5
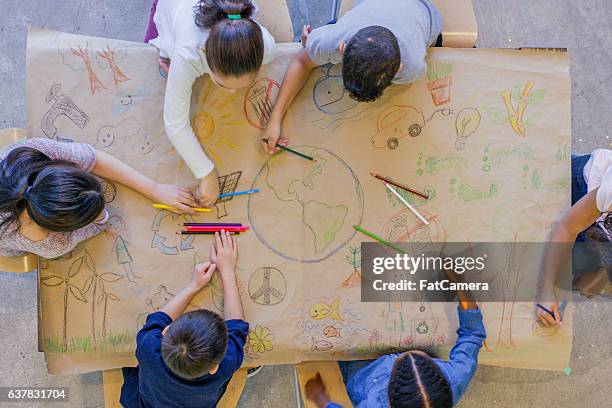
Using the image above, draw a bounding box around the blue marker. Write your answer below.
[219,189,260,199]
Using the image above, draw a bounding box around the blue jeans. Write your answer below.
[571,154,603,275]
[571,154,589,206]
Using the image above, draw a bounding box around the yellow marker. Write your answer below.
[153,203,212,213]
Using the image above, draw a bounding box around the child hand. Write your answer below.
[190,261,217,290]
[210,230,237,277]
[536,301,561,327]
[152,183,198,214]
[305,373,330,407]
[301,25,313,48]
[262,121,287,154]
[196,171,220,207]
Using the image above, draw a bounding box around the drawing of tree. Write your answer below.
[81,250,123,344]
[70,45,107,95]
[40,256,89,350]
[341,246,362,288]
[97,45,130,85]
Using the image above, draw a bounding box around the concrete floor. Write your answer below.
[1,0,611,407]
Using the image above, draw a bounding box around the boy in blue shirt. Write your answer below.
[305,297,486,407]
[120,230,247,408]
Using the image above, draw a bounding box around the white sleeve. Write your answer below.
[596,167,612,213]
[260,25,277,65]
[163,55,215,179]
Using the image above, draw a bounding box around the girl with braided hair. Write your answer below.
[305,299,485,407]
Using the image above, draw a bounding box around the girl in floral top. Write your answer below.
[0,138,197,259]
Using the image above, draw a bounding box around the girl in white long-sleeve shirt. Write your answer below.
[145,0,276,206]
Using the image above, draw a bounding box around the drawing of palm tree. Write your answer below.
[81,251,123,344]
[40,256,88,350]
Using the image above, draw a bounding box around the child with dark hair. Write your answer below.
[144,0,276,206]
[305,298,485,407]
[537,148,612,326]
[120,230,248,408]
[262,0,441,153]
[0,138,195,258]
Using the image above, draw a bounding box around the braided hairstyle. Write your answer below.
[388,351,453,408]
[194,0,264,77]
[0,147,104,237]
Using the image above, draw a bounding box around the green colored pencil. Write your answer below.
[262,138,315,161]
[353,225,405,253]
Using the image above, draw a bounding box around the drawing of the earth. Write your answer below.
[248,146,363,263]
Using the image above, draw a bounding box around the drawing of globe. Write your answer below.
[248,146,364,263]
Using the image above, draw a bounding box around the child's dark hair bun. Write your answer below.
[0,146,104,237]
[194,0,264,78]
[388,351,453,408]
[195,0,256,28]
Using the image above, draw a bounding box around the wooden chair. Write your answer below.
[256,0,295,43]
[0,128,37,274]
[295,362,353,408]
[102,367,248,407]
[339,0,479,48]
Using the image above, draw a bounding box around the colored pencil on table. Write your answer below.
[177,231,239,235]
[370,173,429,199]
[352,225,405,253]
[218,189,260,199]
[181,223,243,227]
[261,138,315,161]
[153,203,211,213]
[382,182,430,226]
[183,226,249,232]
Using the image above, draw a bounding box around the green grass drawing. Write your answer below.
[44,331,135,353]
[427,62,452,81]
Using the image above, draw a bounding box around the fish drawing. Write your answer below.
[309,298,343,321]
[311,338,333,352]
[323,326,342,338]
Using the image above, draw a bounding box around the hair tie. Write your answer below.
[23,185,33,201]
[227,13,242,20]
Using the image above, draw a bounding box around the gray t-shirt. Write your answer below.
[306,0,442,84]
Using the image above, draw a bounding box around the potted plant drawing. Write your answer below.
[40,255,89,351]
[81,250,123,344]
[426,63,453,106]
[341,246,362,288]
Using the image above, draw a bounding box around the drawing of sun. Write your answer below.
[190,80,242,166]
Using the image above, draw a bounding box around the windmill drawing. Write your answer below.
[214,171,242,218]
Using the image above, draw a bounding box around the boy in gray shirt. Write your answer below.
[262,0,442,153]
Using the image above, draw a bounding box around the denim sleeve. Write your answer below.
[325,403,344,408]
[436,307,486,405]
[224,319,250,371]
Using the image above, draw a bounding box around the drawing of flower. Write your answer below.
[248,325,274,354]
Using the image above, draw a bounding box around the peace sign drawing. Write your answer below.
[248,267,287,306]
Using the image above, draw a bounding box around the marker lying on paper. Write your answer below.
[153,203,211,213]
[218,189,259,199]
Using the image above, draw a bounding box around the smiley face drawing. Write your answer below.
[370,105,426,149]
